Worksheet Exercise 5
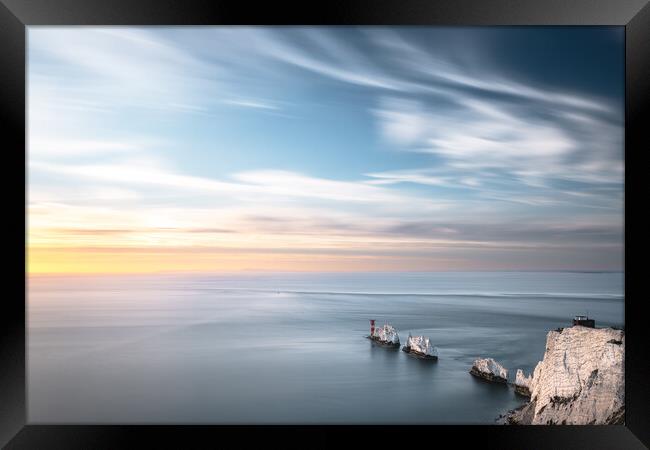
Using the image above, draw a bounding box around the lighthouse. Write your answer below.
[369,319,375,337]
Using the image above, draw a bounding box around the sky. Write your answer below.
[27,26,624,274]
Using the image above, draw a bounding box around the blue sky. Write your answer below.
[27,27,624,273]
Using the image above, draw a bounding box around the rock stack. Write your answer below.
[514,369,532,397]
[368,323,400,348]
[402,334,438,360]
[469,358,508,384]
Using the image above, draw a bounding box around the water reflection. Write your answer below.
[28,271,623,424]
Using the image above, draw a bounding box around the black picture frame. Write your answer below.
[1,0,648,448]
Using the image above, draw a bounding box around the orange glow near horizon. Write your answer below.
[27,246,466,275]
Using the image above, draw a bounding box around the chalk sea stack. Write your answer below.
[402,334,438,360]
[470,358,508,384]
[514,369,532,397]
[368,323,400,348]
[506,326,624,425]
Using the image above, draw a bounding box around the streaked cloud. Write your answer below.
[27,27,624,273]
[222,99,280,110]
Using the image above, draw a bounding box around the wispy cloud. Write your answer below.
[30,160,453,212]
[27,27,624,273]
[222,99,280,110]
[239,28,622,196]
[372,91,621,189]
[29,138,150,157]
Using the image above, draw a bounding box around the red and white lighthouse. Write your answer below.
[369,319,376,337]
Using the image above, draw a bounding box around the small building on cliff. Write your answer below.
[572,315,595,328]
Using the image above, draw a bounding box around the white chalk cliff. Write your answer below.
[508,326,624,425]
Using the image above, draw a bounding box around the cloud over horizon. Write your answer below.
[27,27,624,273]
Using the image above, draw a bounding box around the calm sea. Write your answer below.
[28,271,624,424]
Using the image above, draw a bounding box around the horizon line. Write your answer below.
[27,268,625,277]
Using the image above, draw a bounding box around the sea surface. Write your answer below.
[28,271,624,424]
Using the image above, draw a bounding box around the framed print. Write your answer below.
[1,0,648,448]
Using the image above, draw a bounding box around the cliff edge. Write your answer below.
[507,326,624,425]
